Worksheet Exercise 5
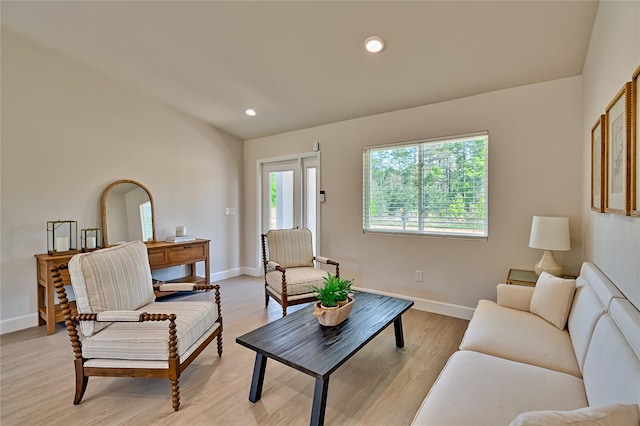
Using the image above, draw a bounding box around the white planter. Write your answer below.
[312,296,354,326]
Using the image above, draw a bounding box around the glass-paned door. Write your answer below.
[260,154,320,253]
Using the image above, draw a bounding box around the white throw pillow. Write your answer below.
[510,403,640,426]
[529,271,576,330]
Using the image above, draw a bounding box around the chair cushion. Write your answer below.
[266,228,314,268]
[530,272,576,330]
[69,241,155,336]
[82,301,219,361]
[266,267,325,296]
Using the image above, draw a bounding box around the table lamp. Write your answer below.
[528,216,570,276]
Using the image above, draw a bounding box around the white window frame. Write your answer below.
[363,131,488,240]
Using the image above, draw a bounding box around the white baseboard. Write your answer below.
[210,268,243,282]
[352,286,475,320]
[1,272,473,336]
[0,313,38,335]
[210,267,262,282]
[242,267,262,277]
[210,270,474,319]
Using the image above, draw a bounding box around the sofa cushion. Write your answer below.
[69,241,156,336]
[266,267,325,296]
[530,272,576,330]
[576,262,624,310]
[82,301,219,361]
[566,282,605,372]
[459,300,581,377]
[566,262,623,373]
[510,403,640,426]
[411,351,587,426]
[583,299,640,408]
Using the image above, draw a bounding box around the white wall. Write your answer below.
[0,30,244,333]
[582,1,640,309]
[5,2,633,332]
[244,76,584,318]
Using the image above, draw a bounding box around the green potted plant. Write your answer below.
[312,273,355,326]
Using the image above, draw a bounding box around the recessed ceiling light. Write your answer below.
[364,36,385,53]
[245,109,257,116]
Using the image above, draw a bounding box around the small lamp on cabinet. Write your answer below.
[47,220,78,255]
[81,228,103,252]
[528,216,570,276]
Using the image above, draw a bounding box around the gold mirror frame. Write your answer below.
[101,179,156,246]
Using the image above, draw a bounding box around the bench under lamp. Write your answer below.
[528,216,571,276]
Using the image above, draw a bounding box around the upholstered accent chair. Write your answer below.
[51,240,222,412]
[261,228,340,316]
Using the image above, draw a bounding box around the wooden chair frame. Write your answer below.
[51,263,223,412]
[261,233,340,316]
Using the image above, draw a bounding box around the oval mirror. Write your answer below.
[102,179,156,246]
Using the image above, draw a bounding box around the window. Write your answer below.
[363,131,488,238]
[139,201,153,242]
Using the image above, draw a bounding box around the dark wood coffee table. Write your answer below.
[236,291,414,426]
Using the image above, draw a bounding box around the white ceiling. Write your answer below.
[1,1,598,140]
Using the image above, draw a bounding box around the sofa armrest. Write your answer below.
[497,284,534,312]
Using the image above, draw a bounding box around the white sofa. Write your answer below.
[412,262,640,425]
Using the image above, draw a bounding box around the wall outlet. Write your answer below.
[225,207,236,216]
[415,270,423,282]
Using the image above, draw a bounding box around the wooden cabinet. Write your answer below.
[35,253,77,335]
[35,238,210,335]
[146,239,210,298]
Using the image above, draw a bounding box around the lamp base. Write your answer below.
[534,250,562,276]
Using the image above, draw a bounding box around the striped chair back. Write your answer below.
[68,240,155,336]
[265,228,314,268]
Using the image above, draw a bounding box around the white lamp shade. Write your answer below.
[529,216,570,251]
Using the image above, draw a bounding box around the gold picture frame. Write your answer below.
[631,65,639,217]
[591,115,606,212]
[604,82,631,215]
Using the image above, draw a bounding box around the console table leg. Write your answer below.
[249,353,267,402]
[393,316,405,348]
[310,376,329,426]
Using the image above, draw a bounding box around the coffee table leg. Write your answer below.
[310,376,329,426]
[393,316,405,348]
[249,353,268,402]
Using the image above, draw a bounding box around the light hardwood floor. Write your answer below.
[1,275,468,425]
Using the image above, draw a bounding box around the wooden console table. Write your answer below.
[146,239,210,298]
[35,238,210,335]
[35,252,76,335]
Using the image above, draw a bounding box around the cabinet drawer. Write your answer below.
[39,261,70,285]
[167,244,205,263]
[147,250,167,268]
